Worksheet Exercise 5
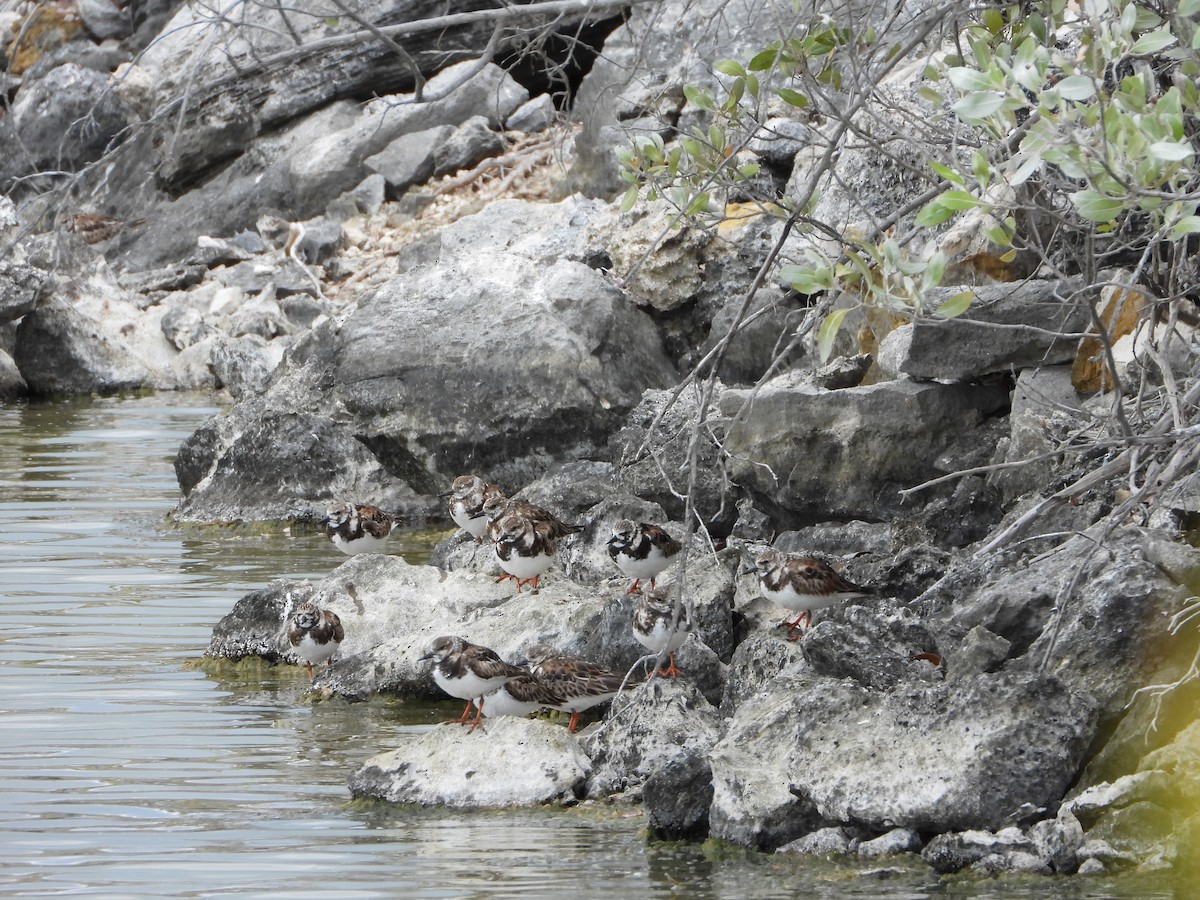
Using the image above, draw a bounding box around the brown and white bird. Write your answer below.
[481,672,566,718]
[286,595,345,680]
[419,636,528,729]
[632,587,691,678]
[485,496,583,592]
[607,519,681,594]
[58,213,146,244]
[750,547,873,638]
[324,502,397,555]
[439,475,506,543]
[525,643,631,733]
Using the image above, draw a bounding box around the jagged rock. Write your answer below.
[797,603,942,691]
[581,678,723,796]
[78,0,133,39]
[877,280,1090,382]
[11,63,130,173]
[160,305,215,350]
[434,115,505,177]
[721,373,1010,523]
[643,750,713,840]
[210,257,321,298]
[0,260,48,322]
[348,718,591,807]
[776,827,854,856]
[204,553,730,703]
[208,334,281,398]
[859,829,922,858]
[709,669,1094,851]
[14,296,151,396]
[1028,809,1085,873]
[990,364,1085,502]
[610,385,735,533]
[0,349,27,399]
[921,827,1034,874]
[719,630,807,715]
[174,198,676,522]
[366,125,457,191]
[176,406,419,524]
[507,94,555,133]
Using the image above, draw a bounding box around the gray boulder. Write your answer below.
[0,261,48,323]
[720,373,1010,523]
[581,678,723,797]
[10,64,130,173]
[349,718,591,807]
[708,669,1094,850]
[14,296,151,395]
[0,349,27,399]
[643,750,714,840]
[366,125,457,191]
[877,280,1091,382]
[173,198,677,522]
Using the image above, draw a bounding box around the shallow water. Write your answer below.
[0,393,1181,898]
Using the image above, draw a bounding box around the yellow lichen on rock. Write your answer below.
[7,2,82,77]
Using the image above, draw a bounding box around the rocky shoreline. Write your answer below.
[3,0,1199,882]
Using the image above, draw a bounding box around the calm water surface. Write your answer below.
[0,393,1181,898]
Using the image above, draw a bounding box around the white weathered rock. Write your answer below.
[348,718,590,807]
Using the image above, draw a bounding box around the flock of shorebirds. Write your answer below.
[284,474,880,732]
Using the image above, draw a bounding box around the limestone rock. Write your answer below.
[721,374,1010,523]
[10,63,129,173]
[14,296,151,396]
[0,349,27,399]
[0,261,48,323]
[348,718,590,807]
[643,750,713,840]
[581,678,723,796]
[878,280,1090,381]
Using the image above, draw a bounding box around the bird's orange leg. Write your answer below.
[448,700,475,725]
[567,711,581,733]
[658,654,683,678]
[468,698,487,732]
[305,663,314,680]
[625,578,642,595]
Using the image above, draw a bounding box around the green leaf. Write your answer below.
[922,251,946,291]
[738,162,761,178]
[929,161,965,186]
[983,6,1005,34]
[939,190,980,211]
[919,85,945,104]
[776,88,809,108]
[945,67,994,92]
[934,291,973,319]
[715,59,746,77]
[1009,151,1042,186]
[619,186,639,213]
[915,196,956,227]
[686,192,712,215]
[1054,75,1097,101]
[1182,0,1200,16]
[817,307,852,361]
[779,264,832,294]
[1071,190,1125,223]
[952,91,1005,120]
[1170,215,1200,238]
[683,85,714,111]
[1131,29,1177,55]
[748,47,779,71]
[1149,140,1195,160]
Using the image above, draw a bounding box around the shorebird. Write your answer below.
[324,502,397,555]
[484,496,583,592]
[439,475,505,543]
[419,636,527,729]
[749,547,873,638]
[607,519,681,594]
[632,587,691,678]
[286,595,344,679]
[525,643,631,733]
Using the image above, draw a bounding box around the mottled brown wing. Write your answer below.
[358,505,394,539]
[641,523,681,556]
[462,643,527,680]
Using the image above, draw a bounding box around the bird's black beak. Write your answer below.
[738,559,757,576]
[437,489,453,498]
[418,651,433,661]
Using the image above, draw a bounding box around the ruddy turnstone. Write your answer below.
[750,547,873,638]
[607,519,682,594]
[481,672,565,718]
[485,497,583,593]
[324,502,397,555]
[419,636,528,729]
[439,474,506,543]
[525,643,630,733]
[286,596,345,680]
[58,212,147,244]
[632,587,691,678]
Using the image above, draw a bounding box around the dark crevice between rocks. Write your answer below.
[499,12,627,109]
[353,431,441,497]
